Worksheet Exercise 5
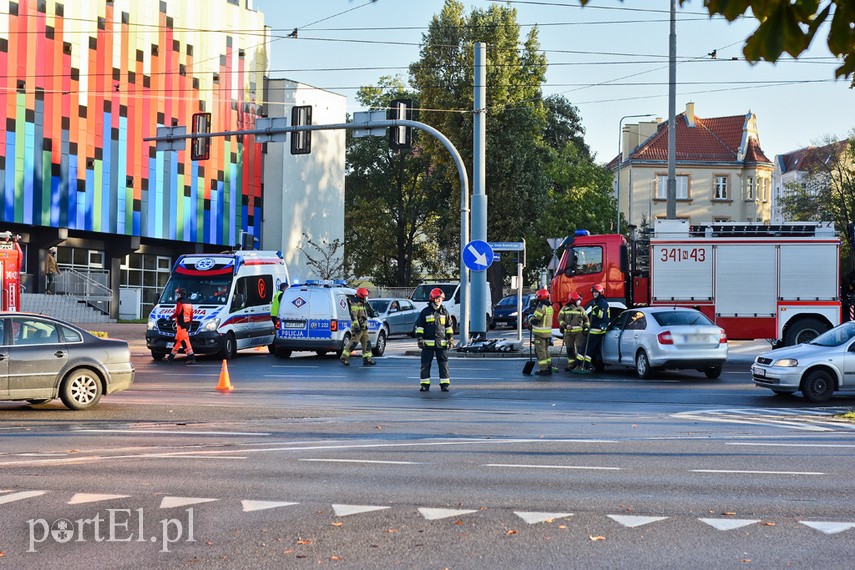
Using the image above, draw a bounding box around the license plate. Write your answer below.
[166,342,174,349]
[752,366,765,377]
[284,320,305,329]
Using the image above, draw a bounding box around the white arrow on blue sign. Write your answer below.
[462,240,494,271]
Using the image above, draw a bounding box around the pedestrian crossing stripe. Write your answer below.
[418,507,478,520]
[332,504,391,517]
[699,518,759,531]
[241,500,299,513]
[607,515,667,528]
[800,521,855,535]
[0,490,46,504]
[68,493,131,505]
[514,512,574,524]
[159,496,218,509]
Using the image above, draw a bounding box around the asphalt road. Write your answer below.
[1,327,853,569]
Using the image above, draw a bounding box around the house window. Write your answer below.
[761,178,769,202]
[714,175,728,200]
[746,176,754,201]
[656,175,688,200]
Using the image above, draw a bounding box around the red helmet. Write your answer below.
[568,291,582,303]
[356,287,369,300]
[429,287,445,301]
[536,288,550,301]
[592,284,605,295]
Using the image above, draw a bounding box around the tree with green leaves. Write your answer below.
[580,0,855,80]
[409,0,551,258]
[345,76,449,286]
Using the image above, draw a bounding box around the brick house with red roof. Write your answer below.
[612,102,774,228]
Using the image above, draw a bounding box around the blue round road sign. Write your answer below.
[462,240,494,271]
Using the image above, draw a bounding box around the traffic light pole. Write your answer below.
[146,118,474,345]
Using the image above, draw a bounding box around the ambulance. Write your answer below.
[273,280,385,358]
[146,250,289,360]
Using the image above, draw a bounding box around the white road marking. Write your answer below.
[299,459,423,465]
[418,507,478,521]
[332,504,391,517]
[699,518,759,531]
[241,500,299,513]
[0,456,101,467]
[514,511,574,524]
[68,493,131,505]
[74,430,271,436]
[138,454,247,459]
[0,490,46,504]
[800,521,855,535]
[159,496,218,509]
[485,463,620,471]
[608,515,667,528]
[692,469,825,475]
[727,443,855,448]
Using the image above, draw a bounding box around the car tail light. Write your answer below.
[719,329,727,344]
[657,331,673,345]
[331,319,338,332]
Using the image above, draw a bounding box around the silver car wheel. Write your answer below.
[60,369,103,410]
[635,350,652,379]
[802,369,835,403]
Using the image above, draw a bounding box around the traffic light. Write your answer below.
[291,105,312,155]
[388,98,413,150]
[190,112,211,160]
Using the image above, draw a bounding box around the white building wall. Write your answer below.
[262,78,346,283]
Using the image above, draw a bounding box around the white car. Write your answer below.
[752,321,855,402]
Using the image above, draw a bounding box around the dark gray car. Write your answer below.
[0,313,135,410]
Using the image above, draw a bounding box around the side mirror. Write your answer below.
[564,267,574,277]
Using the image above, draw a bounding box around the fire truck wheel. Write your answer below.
[783,317,828,346]
[703,365,722,379]
[801,369,835,403]
[635,350,653,379]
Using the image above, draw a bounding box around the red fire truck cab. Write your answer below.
[550,219,840,346]
[0,232,23,311]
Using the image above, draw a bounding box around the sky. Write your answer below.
[251,0,853,164]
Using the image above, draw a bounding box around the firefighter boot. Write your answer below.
[440,384,450,392]
[339,353,350,366]
[419,383,430,392]
[363,358,376,366]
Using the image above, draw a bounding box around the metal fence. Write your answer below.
[55,266,112,315]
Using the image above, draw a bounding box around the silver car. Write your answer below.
[752,321,855,403]
[368,298,419,338]
[0,313,135,410]
[598,307,728,379]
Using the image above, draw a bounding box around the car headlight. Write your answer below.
[204,319,220,332]
[147,318,157,330]
[509,311,518,317]
[772,358,799,367]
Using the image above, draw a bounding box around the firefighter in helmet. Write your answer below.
[414,287,454,391]
[528,288,555,376]
[583,284,610,369]
[558,291,589,371]
[340,287,376,366]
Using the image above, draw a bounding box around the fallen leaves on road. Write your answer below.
[589,535,606,541]
[454,520,463,525]
[763,522,776,526]
[296,539,313,545]
[722,512,737,516]
[283,549,294,554]
[558,525,567,529]
[330,555,343,561]
[331,522,343,527]
[506,530,518,535]
[384,529,399,533]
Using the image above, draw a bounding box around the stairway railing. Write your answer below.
[54,266,112,316]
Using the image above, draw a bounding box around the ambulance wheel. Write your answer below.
[151,351,166,361]
[219,333,237,360]
[372,330,387,357]
[336,333,351,358]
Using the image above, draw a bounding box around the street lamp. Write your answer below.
[617,113,655,233]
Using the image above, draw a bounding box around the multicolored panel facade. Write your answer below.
[0,0,267,246]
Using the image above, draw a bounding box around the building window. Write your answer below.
[121,253,173,318]
[656,175,688,200]
[745,176,754,201]
[761,178,769,202]
[714,175,728,200]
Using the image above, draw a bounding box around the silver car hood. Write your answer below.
[759,342,837,360]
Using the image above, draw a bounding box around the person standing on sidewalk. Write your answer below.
[44,247,60,294]
[167,288,196,364]
[528,288,555,376]
[414,287,454,392]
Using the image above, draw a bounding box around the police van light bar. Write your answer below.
[304,279,347,286]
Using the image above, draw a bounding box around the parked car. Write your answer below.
[0,313,135,410]
[368,298,419,337]
[597,307,727,379]
[492,293,535,329]
[752,321,855,402]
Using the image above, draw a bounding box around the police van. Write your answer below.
[146,250,289,360]
[273,280,385,358]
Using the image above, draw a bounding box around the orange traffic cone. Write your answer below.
[216,359,234,392]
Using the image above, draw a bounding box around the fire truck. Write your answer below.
[0,231,23,311]
[550,219,841,347]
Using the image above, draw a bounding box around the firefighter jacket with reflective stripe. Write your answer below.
[558,303,588,333]
[530,301,554,339]
[172,299,193,330]
[414,304,453,348]
[349,300,369,332]
[588,296,610,333]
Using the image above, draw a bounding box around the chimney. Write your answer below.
[685,101,695,127]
